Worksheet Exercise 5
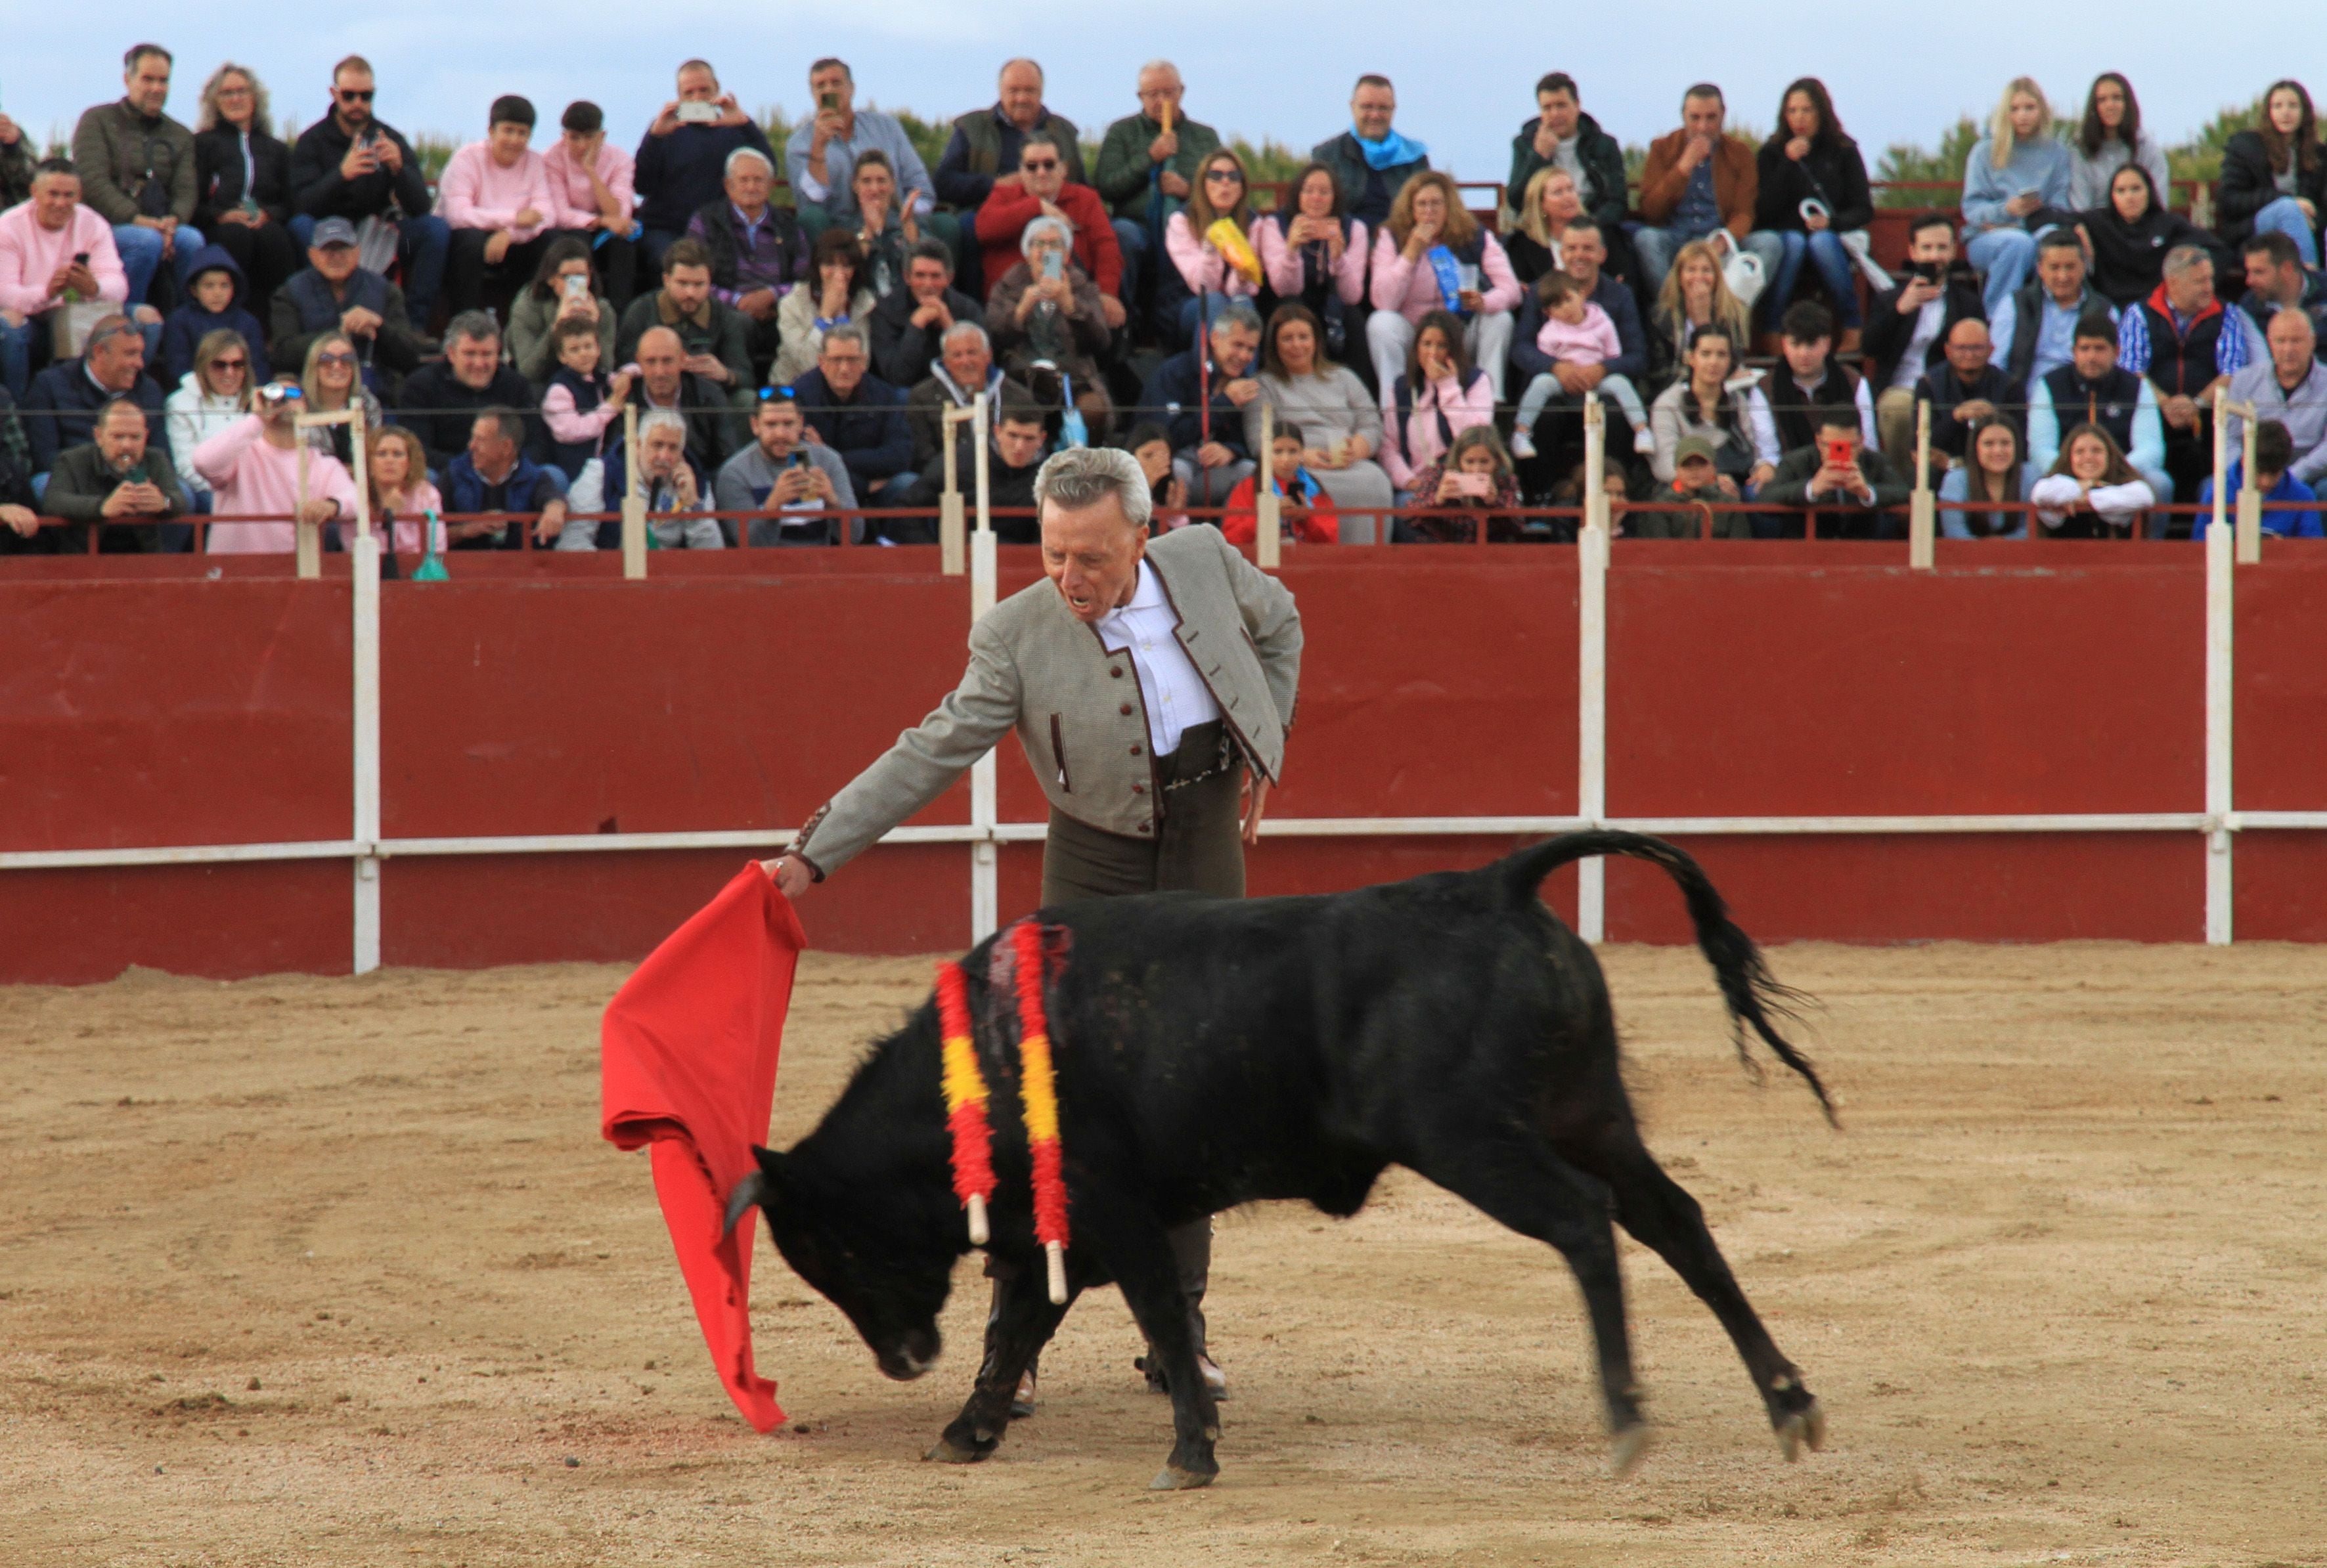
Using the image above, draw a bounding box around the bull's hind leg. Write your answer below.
[1073,1194,1222,1490]
[1417,1139,1651,1472]
[1574,1137,1825,1460]
[926,1269,1072,1464]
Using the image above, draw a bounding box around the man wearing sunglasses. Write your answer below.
[70,45,206,310]
[288,56,450,326]
[973,135,1126,335]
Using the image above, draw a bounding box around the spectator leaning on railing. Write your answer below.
[1867,214,1986,460]
[632,60,772,276]
[1992,229,2114,404]
[1092,60,1220,327]
[46,394,188,553]
[191,376,353,554]
[541,100,638,311]
[2214,81,2324,268]
[1757,403,1910,540]
[2196,420,2326,538]
[1633,83,1780,301]
[1754,77,1872,339]
[2031,422,2155,536]
[1939,418,2037,539]
[1961,78,2072,320]
[288,56,449,326]
[269,217,426,399]
[1404,424,1522,544]
[2066,74,2170,214]
[439,406,568,549]
[0,160,133,402]
[73,45,206,307]
[2234,232,2327,360]
[1367,171,1520,401]
[24,313,167,485]
[1312,74,1427,234]
[2118,244,2253,506]
[1222,420,1340,546]
[192,63,298,302]
[715,387,858,548]
[561,406,718,550]
[2028,310,2169,505]
[366,424,445,555]
[2221,309,2327,485]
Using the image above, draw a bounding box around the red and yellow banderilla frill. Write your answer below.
[935,961,995,1244]
[1009,919,1072,1303]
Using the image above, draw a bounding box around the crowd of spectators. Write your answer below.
[5,45,2327,557]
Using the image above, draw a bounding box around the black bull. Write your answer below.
[726,831,1834,1490]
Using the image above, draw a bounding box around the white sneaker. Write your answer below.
[1633,429,1656,455]
[1509,429,1537,460]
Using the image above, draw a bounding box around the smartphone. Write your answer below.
[1452,472,1492,499]
[1040,250,1064,283]
[562,274,588,299]
[1905,259,1942,283]
[1822,437,1853,470]
[73,251,90,265]
[675,100,719,124]
[787,449,807,469]
[818,92,839,112]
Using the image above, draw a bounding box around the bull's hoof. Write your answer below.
[1775,1399,1827,1462]
[1609,1424,1652,1477]
[924,1432,996,1464]
[1149,1464,1217,1491]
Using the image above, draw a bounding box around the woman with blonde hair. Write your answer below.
[192,62,298,297]
[299,332,383,467]
[1505,165,1587,286]
[166,328,255,514]
[1962,77,2072,316]
[1367,170,1522,399]
[1647,238,1752,387]
[366,424,445,555]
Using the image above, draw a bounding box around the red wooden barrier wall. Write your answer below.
[4,542,2321,984]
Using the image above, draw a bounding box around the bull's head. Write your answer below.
[724,1144,952,1382]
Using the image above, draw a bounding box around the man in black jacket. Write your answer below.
[2237,232,2327,360]
[287,56,450,326]
[634,62,776,276]
[1913,318,2016,481]
[1507,74,1634,280]
[1756,404,1911,538]
[270,217,428,397]
[24,316,168,479]
[895,385,1047,539]
[1995,229,2116,403]
[1868,215,1986,459]
[397,313,543,471]
[41,395,187,552]
[1509,221,1647,468]
[1765,301,1874,455]
[1140,303,1261,505]
[871,240,984,387]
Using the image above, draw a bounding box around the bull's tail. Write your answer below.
[1503,831,1836,1125]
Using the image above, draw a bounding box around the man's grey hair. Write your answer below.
[724,146,774,179]
[446,310,500,346]
[2161,244,2213,280]
[821,322,868,355]
[1138,59,1181,85]
[638,408,690,443]
[1208,300,1264,339]
[1034,446,1153,532]
[1021,215,1073,259]
[1000,56,1044,84]
[941,320,990,352]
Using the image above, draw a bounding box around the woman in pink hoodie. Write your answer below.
[439,95,563,319]
[1161,148,1263,346]
[1379,309,1496,496]
[194,382,357,554]
[1365,171,1520,401]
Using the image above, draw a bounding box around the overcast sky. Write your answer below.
[5,2,2311,185]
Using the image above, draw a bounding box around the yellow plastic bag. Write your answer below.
[1207,219,1262,288]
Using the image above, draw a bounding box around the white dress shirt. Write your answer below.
[1096,559,1220,758]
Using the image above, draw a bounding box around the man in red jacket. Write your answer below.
[975,133,1126,333]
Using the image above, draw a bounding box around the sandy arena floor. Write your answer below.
[2,940,2324,1567]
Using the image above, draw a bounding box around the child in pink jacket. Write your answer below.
[1509,271,1654,459]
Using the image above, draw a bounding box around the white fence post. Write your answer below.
[968,393,999,941]
[349,429,380,975]
[2205,393,2234,944]
[1576,393,1608,943]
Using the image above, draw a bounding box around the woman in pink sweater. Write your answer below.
[1379,309,1497,494]
[1256,164,1369,311]
[1365,171,1520,401]
[1161,148,1263,345]
[194,385,357,554]
[439,95,563,318]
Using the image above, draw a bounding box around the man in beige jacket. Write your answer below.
[765,445,1302,1408]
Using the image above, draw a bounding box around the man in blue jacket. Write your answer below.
[788,324,914,522]
[1508,222,1646,466]
[632,61,775,278]
[1140,301,1262,506]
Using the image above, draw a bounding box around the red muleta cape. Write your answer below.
[599,864,805,1431]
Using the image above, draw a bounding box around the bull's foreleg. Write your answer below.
[1078,1196,1221,1490]
[1417,1139,1651,1472]
[1585,1141,1825,1462]
[925,1267,1071,1465]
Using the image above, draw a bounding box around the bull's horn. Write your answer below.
[722,1172,767,1238]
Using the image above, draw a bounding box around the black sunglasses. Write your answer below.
[336,88,376,102]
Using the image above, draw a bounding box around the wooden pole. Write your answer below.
[940,404,972,576]
[294,437,319,579]
[1909,399,1936,568]
[2204,387,2234,945]
[968,391,997,942]
[2234,399,2263,564]
[1582,390,1607,533]
[2209,388,2231,551]
[1576,391,1607,943]
[1254,401,1281,569]
[621,404,646,578]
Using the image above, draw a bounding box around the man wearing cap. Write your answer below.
[440,95,562,319]
[1629,432,1754,537]
[765,445,1302,1412]
[288,54,451,325]
[543,100,639,310]
[271,216,428,395]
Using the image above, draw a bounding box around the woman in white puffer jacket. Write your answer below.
[165,328,255,511]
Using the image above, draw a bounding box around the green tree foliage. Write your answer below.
[409,133,457,185]
[1873,116,1983,206]
[2166,94,2267,184]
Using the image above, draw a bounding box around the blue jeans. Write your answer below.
[2250,195,2322,267]
[113,223,207,306]
[1966,227,2043,319]
[287,212,451,320]
[1773,229,1861,327]
[0,315,38,401]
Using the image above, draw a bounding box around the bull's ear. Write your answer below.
[722,1146,788,1237]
